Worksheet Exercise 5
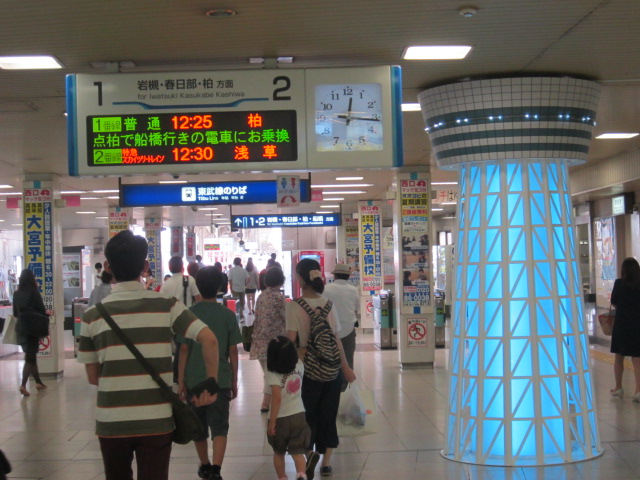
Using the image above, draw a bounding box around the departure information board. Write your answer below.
[231,213,340,229]
[120,179,310,207]
[87,110,297,167]
[67,66,403,176]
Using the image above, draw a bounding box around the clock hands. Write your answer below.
[337,113,381,122]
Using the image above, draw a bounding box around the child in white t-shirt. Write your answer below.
[266,336,310,480]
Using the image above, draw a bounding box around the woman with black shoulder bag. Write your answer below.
[13,269,49,396]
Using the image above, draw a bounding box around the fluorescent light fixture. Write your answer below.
[0,192,21,196]
[403,45,472,60]
[312,184,373,188]
[431,208,444,212]
[0,55,63,69]
[402,103,421,112]
[0,184,13,189]
[159,180,188,184]
[323,197,344,201]
[80,197,100,200]
[96,216,108,219]
[325,191,366,195]
[106,196,119,199]
[92,189,119,193]
[595,133,639,139]
[442,216,456,220]
[441,202,457,205]
[315,211,327,214]
[335,176,363,181]
[431,181,459,185]
[11,224,23,227]
[199,207,219,211]
[0,219,5,222]
[217,221,231,225]
[77,211,97,214]
[320,205,340,208]
[61,190,84,194]
[207,213,225,216]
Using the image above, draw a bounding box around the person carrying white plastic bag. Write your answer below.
[337,381,378,436]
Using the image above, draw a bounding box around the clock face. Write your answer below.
[314,83,383,152]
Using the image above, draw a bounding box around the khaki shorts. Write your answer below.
[267,411,310,455]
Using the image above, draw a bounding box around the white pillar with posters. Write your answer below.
[22,175,65,376]
[393,170,435,367]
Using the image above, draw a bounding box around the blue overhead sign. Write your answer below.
[232,213,341,229]
[120,180,310,207]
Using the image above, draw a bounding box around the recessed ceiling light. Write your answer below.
[402,45,472,60]
[401,103,421,112]
[0,55,63,69]
[77,211,97,214]
[320,205,340,208]
[205,8,237,17]
[596,133,639,139]
[159,180,188,184]
[335,176,363,181]
[312,184,373,188]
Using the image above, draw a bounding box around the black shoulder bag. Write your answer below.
[95,303,205,444]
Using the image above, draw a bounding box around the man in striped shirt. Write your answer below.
[78,230,220,480]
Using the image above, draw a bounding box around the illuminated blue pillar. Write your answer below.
[418,77,603,465]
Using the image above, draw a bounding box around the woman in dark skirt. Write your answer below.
[13,269,48,396]
[610,257,640,402]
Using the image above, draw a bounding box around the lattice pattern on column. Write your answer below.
[444,158,600,465]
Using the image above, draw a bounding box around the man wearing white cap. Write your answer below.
[323,264,360,390]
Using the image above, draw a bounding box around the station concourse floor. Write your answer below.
[1,331,640,480]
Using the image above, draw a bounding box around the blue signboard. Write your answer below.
[120,180,310,207]
[232,213,341,229]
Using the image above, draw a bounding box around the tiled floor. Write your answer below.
[1,331,640,480]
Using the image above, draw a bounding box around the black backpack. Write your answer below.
[295,298,341,382]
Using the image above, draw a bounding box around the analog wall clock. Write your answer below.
[314,83,383,152]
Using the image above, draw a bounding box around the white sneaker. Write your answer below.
[610,388,624,398]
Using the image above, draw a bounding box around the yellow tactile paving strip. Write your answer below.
[590,348,634,369]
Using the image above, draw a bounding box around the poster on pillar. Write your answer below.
[23,182,54,355]
[400,178,431,312]
[344,216,360,288]
[108,207,131,237]
[358,201,382,292]
[186,231,196,260]
[170,226,184,257]
[144,218,163,282]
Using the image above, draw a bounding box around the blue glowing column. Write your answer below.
[418,77,603,466]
